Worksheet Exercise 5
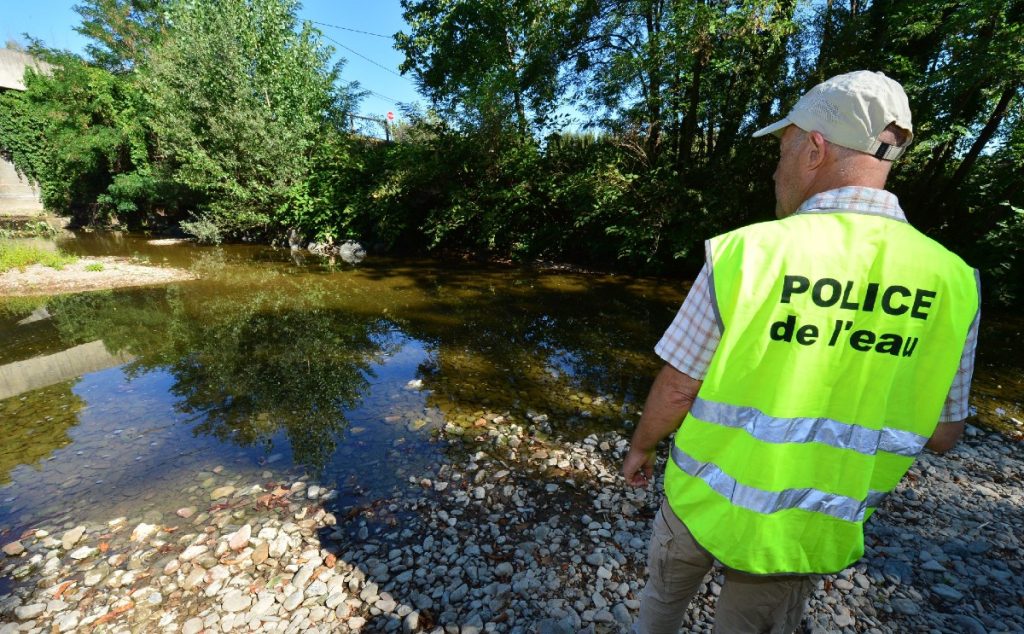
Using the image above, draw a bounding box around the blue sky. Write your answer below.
[3,0,425,120]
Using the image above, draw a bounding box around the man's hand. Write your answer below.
[620,364,702,488]
[623,446,656,487]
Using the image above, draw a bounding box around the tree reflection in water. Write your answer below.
[43,277,396,472]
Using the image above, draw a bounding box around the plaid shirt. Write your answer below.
[655,186,979,423]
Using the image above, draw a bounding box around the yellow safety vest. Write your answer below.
[664,211,979,574]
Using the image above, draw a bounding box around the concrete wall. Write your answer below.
[0,50,51,215]
[0,156,44,215]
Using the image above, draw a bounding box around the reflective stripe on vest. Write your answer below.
[663,211,980,575]
[690,398,929,458]
[671,444,888,523]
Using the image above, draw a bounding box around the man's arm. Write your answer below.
[622,364,703,487]
[925,420,964,454]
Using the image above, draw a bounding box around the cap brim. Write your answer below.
[752,118,792,138]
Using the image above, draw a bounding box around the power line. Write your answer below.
[311,20,392,40]
[339,77,403,105]
[321,33,409,82]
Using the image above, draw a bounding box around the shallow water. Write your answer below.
[0,233,684,538]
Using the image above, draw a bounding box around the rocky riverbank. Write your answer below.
[1,416,1021,633]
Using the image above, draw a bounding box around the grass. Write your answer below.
[0,240,78,273]
[84,262,105,272]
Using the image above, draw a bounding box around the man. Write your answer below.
[622,70,980,633]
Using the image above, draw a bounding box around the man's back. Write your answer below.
[667,209,979,574]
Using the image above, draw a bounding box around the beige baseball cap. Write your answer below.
[753,70,913,160]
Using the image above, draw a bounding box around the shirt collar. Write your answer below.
[794,186,907,222]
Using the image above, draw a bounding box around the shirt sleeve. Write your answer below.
[654,264,721,380]
[938,307,980,423]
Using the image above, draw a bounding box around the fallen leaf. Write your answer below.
[53,580,75,599]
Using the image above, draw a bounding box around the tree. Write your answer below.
[143,0,356,237]
[396,0,585,136]
[73,0,167,72]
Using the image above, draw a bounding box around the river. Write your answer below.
[0,233,686,538]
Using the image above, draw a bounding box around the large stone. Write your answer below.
[228,524,251,551]
[210,485,235,500]
[2,541,24,556]
[251,541,270,565]
[61,526,85,550]
[69,546,97,560]
[180,545,208,561]
[182,617,204,634]
[14,604,45,620]
[222,590,252,612]
[131,523,158,542]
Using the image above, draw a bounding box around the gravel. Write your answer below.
[0,416,1020,633]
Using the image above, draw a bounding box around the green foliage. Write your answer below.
[179,215,223,245]
[2,0,1022,305]
[84,261,105,272]
[142,0,354,238]
[0,54,154,225]
[0,241,78,272]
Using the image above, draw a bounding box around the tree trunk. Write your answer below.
[679,53,704,166]
[946,85,1016,196]
[816,0,834,80]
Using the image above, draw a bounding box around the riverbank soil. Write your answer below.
[0,417,1020,633]
[0,256,197,296]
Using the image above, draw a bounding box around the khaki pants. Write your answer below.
[634,500,817,634]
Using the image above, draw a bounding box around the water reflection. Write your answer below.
[0,238,686,531]
[38,281,397,471]
[0,381,83,485]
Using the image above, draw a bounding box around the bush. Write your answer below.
[180,215,223,245]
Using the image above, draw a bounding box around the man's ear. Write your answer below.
[805,131,829,170]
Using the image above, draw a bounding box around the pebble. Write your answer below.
[53,611,79,632]
[252,540,270,565]
[0,422,1019,634]
[179,544,208,561]
[931,583,964,602]
[283,589,304,611]
[892,597,921,615]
